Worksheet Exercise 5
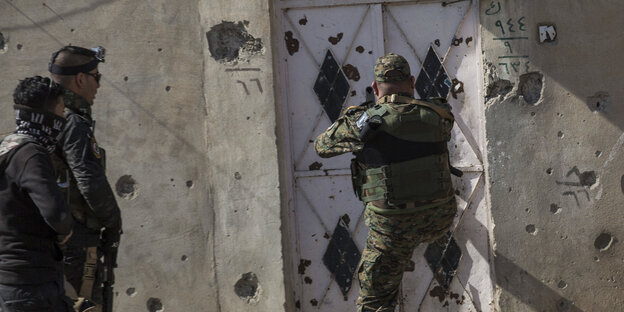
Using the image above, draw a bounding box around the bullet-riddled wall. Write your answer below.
[0,1,286,311]
[481,0,624,310]
[3,0,624,311]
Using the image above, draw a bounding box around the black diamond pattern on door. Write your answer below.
[313,50,351,122]
[415,46,452,99]
[424,231,462,290]
[323,217,361,296]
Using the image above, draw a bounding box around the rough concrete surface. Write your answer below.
[0,0,286,311]
[481,0,624,311]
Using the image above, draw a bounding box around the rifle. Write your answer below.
[101,243,118,312]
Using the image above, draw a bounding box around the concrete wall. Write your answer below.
[481,0,624,311]
[0,0,286,311]
[4,0,624,311]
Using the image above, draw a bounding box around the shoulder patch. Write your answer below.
[91,137,102,159]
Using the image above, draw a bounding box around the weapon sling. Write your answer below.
[79,247,98,300]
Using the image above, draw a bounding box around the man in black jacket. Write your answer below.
[0,76,74,311]
[49,46,122,310]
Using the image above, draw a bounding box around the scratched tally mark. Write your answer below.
[556,166,596,207]
[226,68,263,95]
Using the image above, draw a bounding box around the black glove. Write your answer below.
[101,227,121,252]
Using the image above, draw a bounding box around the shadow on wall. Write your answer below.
[438,175,584,312]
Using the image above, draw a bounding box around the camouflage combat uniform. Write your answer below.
[314,53,457,312]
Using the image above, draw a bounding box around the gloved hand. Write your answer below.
[101,227,121,253]
[57,230,73,245]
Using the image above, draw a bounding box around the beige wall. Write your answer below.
[481,0,624,310]
[0,0,287,311]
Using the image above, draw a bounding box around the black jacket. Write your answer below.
[56,107,121,246]
[0,141,72,284]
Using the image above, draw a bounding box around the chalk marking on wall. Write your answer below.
[225,68,261,72]
[250,78,263,93]
[236,80,250,95]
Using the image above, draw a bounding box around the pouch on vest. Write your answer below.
[388,153,452,205]
[360,153,453,205]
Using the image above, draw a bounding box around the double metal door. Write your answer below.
[275,1,493,311]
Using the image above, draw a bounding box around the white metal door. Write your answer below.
[275,1,493,311]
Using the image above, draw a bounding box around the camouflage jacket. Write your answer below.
[314,104,366,158]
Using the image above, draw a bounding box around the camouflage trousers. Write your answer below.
[356,198,457,312]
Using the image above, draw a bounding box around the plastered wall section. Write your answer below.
[0,0,286,311]
[200,0,288,311]
[481,1,624,311]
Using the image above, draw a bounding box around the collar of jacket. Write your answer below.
[63,89,92,118]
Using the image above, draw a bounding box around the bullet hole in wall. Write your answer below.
[284,31,299,56]
[429,285,447,302]
[587,91,610,113]
[546,168,553,175]
[550,204,561,214]
[298,259,311,274]
[485,79,513,100]
[206,21,263,63]
[518,72,543,105]
[146,297,163,312]
[70,28,75,32]
[234,172,242,180]
[123,76,128,81]
[298,16,307,25]
[310,299,319,306]
[526,224,537,235]
[309,162,323,171]
[356,46,364,53]
[234,272,260,301]
[0,32,5,51]
[595,151,602,157]
[115,175,137,199]
[328,32,343,45]
[557,280,568,289]
[126,287,136,297]
[186,180,193,188]
[181,255,188,261]
[165,86,171,92]
[157,48,162,52]
[557,131,564,139]
[16,44,22,50]
[304,276,312,284]
[594,233,614,252]
[342,64,360,81]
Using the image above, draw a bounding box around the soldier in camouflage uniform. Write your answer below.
[314,53,457,312]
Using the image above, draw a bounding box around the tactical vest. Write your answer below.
[351,94,455,211]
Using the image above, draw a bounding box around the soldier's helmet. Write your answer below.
[374,53,410,82]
